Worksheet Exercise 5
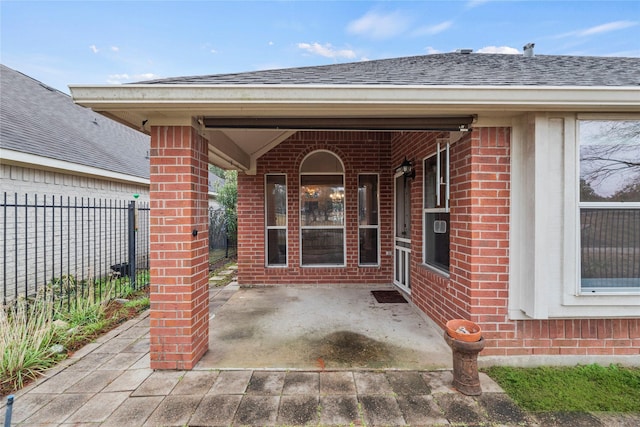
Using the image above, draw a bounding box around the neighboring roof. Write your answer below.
[1,64,150,180]
[139,53,640,87]
[208,171,224,194]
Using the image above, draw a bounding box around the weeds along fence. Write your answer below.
[1,192,237,309]
[208,208,237,265]
[1,192,150,308]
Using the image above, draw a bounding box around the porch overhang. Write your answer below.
[70,83,640,174]
[202,116,475,132]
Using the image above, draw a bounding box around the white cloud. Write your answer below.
[466,0,491,8]
[413,21,453,36]
[297,42,356,59]
[553,20,638,39]
[210,49,218,54]
[577,20,637,36]
[347,10,410,39]
[106,73,161,84]
[476,46,520,54]
[425,46,441,54]
[110,46,119,52]
[89,45,99,54]
[268,41,274,46]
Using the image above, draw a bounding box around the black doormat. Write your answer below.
[372,290,408,304]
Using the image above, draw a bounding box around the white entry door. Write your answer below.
[394,173,411,292]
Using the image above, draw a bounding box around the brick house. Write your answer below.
[71,49,640,370]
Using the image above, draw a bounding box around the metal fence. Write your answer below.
[1,193,237,308]
[1,192,149,307]
[581,208,640,288]
[209,208,237,266]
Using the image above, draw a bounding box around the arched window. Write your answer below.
[300,151,345,266]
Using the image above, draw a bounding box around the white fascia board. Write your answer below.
[70,84,640,112]
[0,148,150,186]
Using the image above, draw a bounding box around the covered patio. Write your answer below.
[70,52,640,369]
[201,281,451,370]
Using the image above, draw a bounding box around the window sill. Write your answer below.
[421,263,450,279]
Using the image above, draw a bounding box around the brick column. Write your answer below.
[148,125,209,370]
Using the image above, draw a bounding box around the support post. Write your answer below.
[127,200,137,287]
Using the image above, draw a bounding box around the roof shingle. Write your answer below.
[1,64,150,179]
[137,53,640,87]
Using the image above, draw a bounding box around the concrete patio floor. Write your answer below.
[201,282,452,371]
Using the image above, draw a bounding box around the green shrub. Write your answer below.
[0,296,59,391]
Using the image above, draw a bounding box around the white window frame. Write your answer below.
[299,151,346,267]
[576,119,640,295]
[265,173,287,267]
[509,114,640,320]
[358,173,380,267]
[423,141,450,274]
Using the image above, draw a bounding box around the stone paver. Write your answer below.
[189,394,243,426]
[4,274,637,427]
[234,395,280,426]
[143,394,202,426]
[29,368,91,393]
[207,370,252,394]
[245,371,286,395]
[359,394,407,426]
[319,395,360,425]
[65,369,123,393]
[396,394,449,426]
[98,350,145,370]
[103,368,153,392]
[131,370,183,396]
[22,393,93,424]
[354,370,394,394]
[171,370,219,395]
[283,371,319,395]
[65,391,130,423]
[4,393,57,424]
[320,371,357,395]
[101,396,163,427]
[387,370,432,395]
[277,395,320,426]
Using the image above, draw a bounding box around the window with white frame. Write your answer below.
[358,174,379,266]
[300,151,345,266]
[579,120,640,293]
[423,142,450,272]
[265,174,287,266]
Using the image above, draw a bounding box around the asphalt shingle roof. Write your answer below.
[138,53,640,87]
[1,64,150,179]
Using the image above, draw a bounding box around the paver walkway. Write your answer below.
[2,267,639,426]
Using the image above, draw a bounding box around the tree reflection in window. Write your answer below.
[579,120,640,291]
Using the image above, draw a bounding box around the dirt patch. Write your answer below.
[308,331,397,368]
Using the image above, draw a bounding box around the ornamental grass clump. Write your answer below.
[0,296,59,392]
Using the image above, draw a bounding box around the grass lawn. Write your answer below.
[484,364,640,412]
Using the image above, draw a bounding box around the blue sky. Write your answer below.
[1,1,639,93]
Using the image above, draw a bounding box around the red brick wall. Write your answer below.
[237,131,394,285]
[235,127,638,357]
[395,127,638,357]
[149,125,209,369]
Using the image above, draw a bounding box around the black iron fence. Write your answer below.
[1,193,237,308]
[209,208,237,266]
[1,192,149,307]
[581,208,640,288]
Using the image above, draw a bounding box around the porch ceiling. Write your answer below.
[69,83,640,174]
